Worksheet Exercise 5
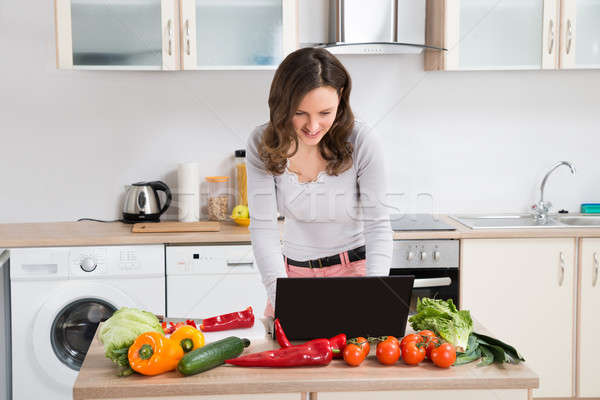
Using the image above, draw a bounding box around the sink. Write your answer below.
[449,214,563,229]
[556,215,600,227]
[450,214,600,229]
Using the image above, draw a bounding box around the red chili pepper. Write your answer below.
[329,333,347,359]
[199,306,254,332]
[185,319,197,329]
[225,338,332,367]
[161,321,169,335]
[274,318,292,348]
[165,321,185,334]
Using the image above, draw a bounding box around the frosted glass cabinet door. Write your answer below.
[55,0,179,70]
[560,0,600,68]
[445,0,552,70]
[180,0,296,69]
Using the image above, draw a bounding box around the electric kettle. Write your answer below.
[122,181,172,223]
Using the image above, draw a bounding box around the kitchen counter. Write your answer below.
[2,216,600,248]
[73,323,538,400]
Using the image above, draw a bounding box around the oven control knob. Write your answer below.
[420,251,427,260]
[80,257,97,272]
[407,251,415,261]
[433,251,441,261]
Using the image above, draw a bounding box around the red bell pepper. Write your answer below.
[225,338,332,367]
[274,318,292,348]
[200,306,254,332]
[329,333,347,359]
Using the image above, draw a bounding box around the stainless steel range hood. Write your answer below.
[318,0,444,54]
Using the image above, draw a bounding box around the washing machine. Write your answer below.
[10,245,165,400]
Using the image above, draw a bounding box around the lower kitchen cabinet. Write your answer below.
[319,390,527,400]
[461,238,576,398]
[578,238,600,397]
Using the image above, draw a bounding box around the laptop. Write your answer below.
[274,276,414,340]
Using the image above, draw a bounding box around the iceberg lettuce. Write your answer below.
[98,307,163,376]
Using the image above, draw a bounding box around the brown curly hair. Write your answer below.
[259,47,355,175]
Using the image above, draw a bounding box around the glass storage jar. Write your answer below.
[234,149,247,207]
[206,176,229,221]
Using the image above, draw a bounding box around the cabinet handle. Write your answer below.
[185,19,191,56]
[593,252,599,287]
[558,251,566,286]
[548,18,555,55]
[566,19,573,55]
[167,19,173,56]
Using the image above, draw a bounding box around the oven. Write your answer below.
[389,239,459,314]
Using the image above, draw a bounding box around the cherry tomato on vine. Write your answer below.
[354,337,370,357]
[431,343,456,368]
[425,336,441,359]
[400,333,423,350]
[402,341,426,365]
[343,343,366,367]
[376,337,401,365]
[418,330,436,340]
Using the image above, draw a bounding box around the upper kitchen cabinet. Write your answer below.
[180,0,297,70]
[54,0,298,70]
[560,0,600,69]
[426,0,556,70]
[55,0,179,70]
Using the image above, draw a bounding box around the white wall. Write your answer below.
[0,1,599,223]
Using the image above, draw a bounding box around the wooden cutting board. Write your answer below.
[131,221,220,233]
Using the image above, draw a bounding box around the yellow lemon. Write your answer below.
[231,205,249,219]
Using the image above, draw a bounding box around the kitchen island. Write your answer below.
[74,324,538,400]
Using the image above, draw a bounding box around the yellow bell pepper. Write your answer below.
[170,325,205,353]
[128,331,184,376]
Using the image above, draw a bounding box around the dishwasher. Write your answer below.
[165,244,267,319]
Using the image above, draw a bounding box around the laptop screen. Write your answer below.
[274,276,414,340]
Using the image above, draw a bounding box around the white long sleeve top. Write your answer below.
[246,120,393,306]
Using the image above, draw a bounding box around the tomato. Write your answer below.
[343,343,366,367]
[418,330,436,340]
[431,343,456,368]
[353,337,370,357]
[376,337,401,365]
[425,336,440,359]
[400,333,423,354]
[401,341,426,365]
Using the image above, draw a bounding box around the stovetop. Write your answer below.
[390,214,456,231]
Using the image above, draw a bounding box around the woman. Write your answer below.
[246,47,392,316]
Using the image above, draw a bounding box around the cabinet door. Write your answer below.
[427,0,558,70]
[578,238,600,397]
[461,238,575,398]
[560,0,600,69]
[55,0,178,70]
[180,0,297,70]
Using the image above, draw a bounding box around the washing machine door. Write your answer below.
[33,282,137,387]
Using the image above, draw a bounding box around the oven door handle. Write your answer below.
[413,277,452,288]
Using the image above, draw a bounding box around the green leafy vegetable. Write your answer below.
[408,298,473,351]
[98,307,163,376]
[478,345,494,367]
[472,332,525,362]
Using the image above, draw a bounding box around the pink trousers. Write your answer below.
[264,251,367,318]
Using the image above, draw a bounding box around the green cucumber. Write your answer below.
[177,336,250,376]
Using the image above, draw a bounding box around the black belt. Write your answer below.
[285,246,366,268]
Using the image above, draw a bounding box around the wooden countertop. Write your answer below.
[2,216,600,248]
[73,325,538,399]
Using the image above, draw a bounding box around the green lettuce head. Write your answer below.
[98,307,163,375]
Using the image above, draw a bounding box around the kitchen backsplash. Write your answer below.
[1,2,599,222]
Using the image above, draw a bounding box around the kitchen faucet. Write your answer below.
[531,161,576,223]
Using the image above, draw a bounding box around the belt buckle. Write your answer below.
[308,259,323,269]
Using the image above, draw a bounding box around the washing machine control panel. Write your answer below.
[70,248,107,275]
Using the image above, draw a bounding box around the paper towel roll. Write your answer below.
[177,162,200,222]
